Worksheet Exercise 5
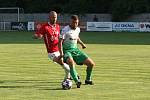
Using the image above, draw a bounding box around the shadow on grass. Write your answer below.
[0,80,81,90]
[0,31,150,45]
[40,87,63,90]
[40,87,78,90]
[0,86,31,88]
[0,80,60,84]
[0,80,63,90]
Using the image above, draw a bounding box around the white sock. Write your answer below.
[62,63,70,79]
[63,63,70,71]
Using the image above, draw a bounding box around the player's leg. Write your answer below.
[66,57,81,88]
[66,57,78,82]
[73,49,95,85]
[54,57,71,80]
[83,57,95,85]
[48,52,70,80]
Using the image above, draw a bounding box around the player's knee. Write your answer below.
[87,61,95,68]
[85,58,95,67]
[54,59,63,65]
[68,61,75,66]
[59,60,64,65]
[59,62,64,66]
[90,61,95,67]
[67,58,75,66]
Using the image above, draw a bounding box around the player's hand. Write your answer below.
[82,44,86,49]
[33,34,42,39]
[32,34,38,39]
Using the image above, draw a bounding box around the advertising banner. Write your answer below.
[139,22,150,32]
[11,22,28,31]
[28,22,35,31]
[87,22,112,31]
[112,22,139,32]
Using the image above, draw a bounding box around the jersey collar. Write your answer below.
[48,22,56,27]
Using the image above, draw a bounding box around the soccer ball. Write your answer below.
[62,79,72,90]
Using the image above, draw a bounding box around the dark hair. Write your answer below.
[71,15,79,20]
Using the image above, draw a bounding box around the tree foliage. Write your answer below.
[0,0,150,21]
[111,0,149,21]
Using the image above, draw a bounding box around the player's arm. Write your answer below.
[77,37,86,49]
[33,33,43,39]
[33,25,44,39]
[58,29,65,59]
[58,38,64,58]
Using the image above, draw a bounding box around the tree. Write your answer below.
[112,0,149,21]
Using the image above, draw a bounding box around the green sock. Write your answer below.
[86,67,93,81]
[70,66,78,82]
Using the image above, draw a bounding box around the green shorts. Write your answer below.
[63,48,88,65]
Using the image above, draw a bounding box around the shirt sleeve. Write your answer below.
[78,27,80,34]
[35,24,45,36]
[60,28,66,39]
[77,27,80,39]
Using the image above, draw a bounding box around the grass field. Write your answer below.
[0,31,150,100]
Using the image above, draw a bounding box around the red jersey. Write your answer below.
[36,22,60,53]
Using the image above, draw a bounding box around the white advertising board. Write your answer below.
[87,22,112,31]
[28,22,35,31]
[139,22,150,32]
